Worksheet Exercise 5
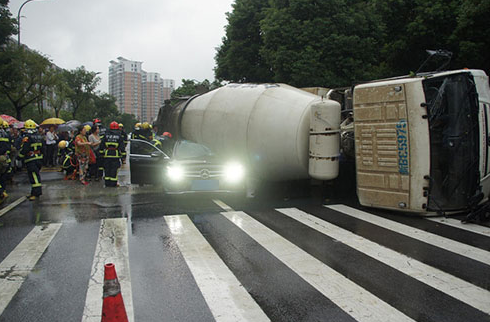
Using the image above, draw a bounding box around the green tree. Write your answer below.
[92,92,119,125]
[451,0,490,73]
[260,0,385,87]
[65,66,100,119]
[47,69,70,118]
[214,0,272,82]
[0,0,16,47]
[115,113,139,132]
[0,44,54,120]
[374,0,461,76]
[171,79,221,100]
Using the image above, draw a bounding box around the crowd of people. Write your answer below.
[0,118,130,204]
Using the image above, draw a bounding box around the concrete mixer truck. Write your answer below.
[154,68,490,216]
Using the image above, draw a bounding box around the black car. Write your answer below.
[129,139,245,193]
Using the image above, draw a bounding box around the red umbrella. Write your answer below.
[0,114,19,125]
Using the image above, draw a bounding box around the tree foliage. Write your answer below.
[0,43,55,119]
[215,0,272,83]
[171,79,221,100]
[64,66,101,119]
[215,0,490,87]
[0,0,16,47]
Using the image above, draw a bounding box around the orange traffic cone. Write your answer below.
[101,263,128,322]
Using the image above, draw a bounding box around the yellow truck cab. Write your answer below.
[353,69,490,215]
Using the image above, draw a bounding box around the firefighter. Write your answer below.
[18,119,44,200]
[93,119,106,176]
[101,121,125,187]
[160,131,175,155]
[1,120,13,182]
[59,140,78,180]
[131,122,145,140]
[0,120,11,203]
[119,123,128,164]
[140,122,153,141]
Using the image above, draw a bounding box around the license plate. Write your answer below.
[191,179,219,191]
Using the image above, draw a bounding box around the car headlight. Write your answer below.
[224,162,244,183]
[167,165,184,181]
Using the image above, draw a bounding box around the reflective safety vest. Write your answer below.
[0,129,10,155]
[19,132,44,163]
[98,126,107,141]
[101,130,124,158]
[151,138,162,149]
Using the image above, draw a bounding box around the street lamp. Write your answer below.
[17,0,50,45]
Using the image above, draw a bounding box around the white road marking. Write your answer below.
[223,211,414,322]
[0,223,61,316]
[278,207,490,315]
[82,218,133,322]
[327,204,490,265]
[165,215,269,322]
[426,217,490,237]
[213,199,234,212]
[0,196,26,218]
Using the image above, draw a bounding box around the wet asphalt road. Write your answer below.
[0,165,489,322]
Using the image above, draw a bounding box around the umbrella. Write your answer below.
[0,114,19,125]
[65,120,81,130]
[41,117,65,126]
[57,123,75,132]
[13,122,24,129]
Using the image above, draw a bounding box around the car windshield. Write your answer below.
[173,140,214,159]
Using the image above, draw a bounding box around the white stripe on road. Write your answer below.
[426,217,490,237]
[327,205,490,265]
[0,196,27,218]
[223,211,414,322]
[0,223,61,316]
[165,215,269,322]
[277,208,490,315]
[82,218,133,322]
[213,199,234,212]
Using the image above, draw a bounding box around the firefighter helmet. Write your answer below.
[135,122,141,129]
[162,132,172,138]
[25,119,37,129]
[141,122,149,129]
[118,123,123,128]
[1,120,8,128]
[110,121,119,130]
[58,140,67,149]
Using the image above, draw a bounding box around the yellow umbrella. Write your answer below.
[41,117,65,126]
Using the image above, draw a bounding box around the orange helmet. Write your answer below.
[110,121,119,130]
[162,132,172,138]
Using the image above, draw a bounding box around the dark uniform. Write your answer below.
[120,127,128,163]
[19,129,44,198]
[0,127,11,200]
[131,128,147,141]
[101,129,125,187]
[97,125,107,177]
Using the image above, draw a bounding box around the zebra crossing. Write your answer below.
[0,202,489,321]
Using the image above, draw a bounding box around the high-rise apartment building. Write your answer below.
[109,57,174,123]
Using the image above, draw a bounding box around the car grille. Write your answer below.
[183,164,224,179]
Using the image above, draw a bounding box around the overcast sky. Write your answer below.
[8,0,234,92]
